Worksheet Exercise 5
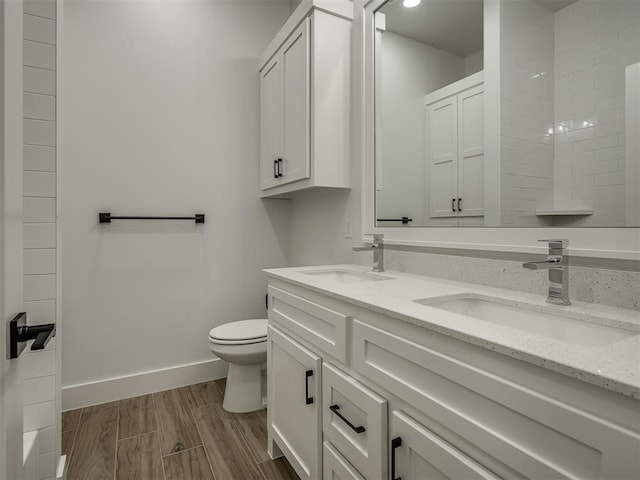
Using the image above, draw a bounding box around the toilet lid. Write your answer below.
[208,319,268,342]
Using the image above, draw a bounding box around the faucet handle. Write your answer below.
[539,239,569,249]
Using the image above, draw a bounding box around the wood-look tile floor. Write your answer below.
[62,379,300,480]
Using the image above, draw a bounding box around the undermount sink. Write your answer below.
[415,295,639,347]
[303,268,393,284]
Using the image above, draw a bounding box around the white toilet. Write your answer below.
[208,318,268,413]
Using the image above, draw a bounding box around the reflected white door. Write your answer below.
[1,0,26,477]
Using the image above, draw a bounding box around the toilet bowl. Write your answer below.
[208,319,268,413]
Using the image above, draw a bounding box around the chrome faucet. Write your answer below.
[353,234,384,272]
[523,239,570,305]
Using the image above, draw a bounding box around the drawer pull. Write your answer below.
[391,436,402,480]
[329,404,366,434]
[305,369,314,405]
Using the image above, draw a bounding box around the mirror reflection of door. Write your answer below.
[374,0,640,228]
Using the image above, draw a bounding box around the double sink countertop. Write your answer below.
[264,264,640,399]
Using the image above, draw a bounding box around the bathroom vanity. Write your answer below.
[264,266,640,480]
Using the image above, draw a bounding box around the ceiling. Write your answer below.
[378,0,578,57]
[533,0,578,12]
[379,0,484,57]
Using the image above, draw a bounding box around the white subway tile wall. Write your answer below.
[500,0,555,226]
[499,0,639,226]
[24,66,56,96]
[22,1,58,479]
[553,0,639,226]
[24,145,56,172]
[23,299,56,326]
[23,224,56,249]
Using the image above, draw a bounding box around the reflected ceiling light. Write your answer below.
[403,0,421,8]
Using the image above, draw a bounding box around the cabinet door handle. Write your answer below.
[452,198,456,212]
[329,404,366,434]
[391,436,402,480]
[273,160,278,179]
[458,197,462,212]
[305,369,314,405]
[277,158,283,177]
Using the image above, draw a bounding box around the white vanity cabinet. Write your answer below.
[390,410,498,480]
[426,72,484,226]
[266,277,640,480]
[352,317,640,479]
[267,325,321,480]
[267,281,387,480]
[259,1,352,197]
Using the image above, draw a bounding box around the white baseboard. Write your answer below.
[62,358,228,411]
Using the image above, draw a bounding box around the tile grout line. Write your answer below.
[191,412,218,479]
[22,38,56,48]
[23,12,57,22]
[116,429,160,443]
[161,444,204,459]
[66,408,83,474]
[151,392,168,480]
[183,386,215,479]
[231,411,270,480]
[113,402,120,480]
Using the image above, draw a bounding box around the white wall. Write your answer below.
[464,49,484,76]
[287,1,364,268]
[552,0,639,226]
[286,190,355,266]
[376,31,466,226]
[59,0,291,408]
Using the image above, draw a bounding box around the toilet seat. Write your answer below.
[208,318,267,345]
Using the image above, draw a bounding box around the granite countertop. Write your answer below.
[264,264,640,399]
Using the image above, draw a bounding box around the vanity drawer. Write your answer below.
[268,285,349,363]
[352,319,640,479]
[391,410,498,480]
[322,362,387,480]
[322,441,365,480]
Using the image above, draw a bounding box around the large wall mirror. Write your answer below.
[374,0,640,228]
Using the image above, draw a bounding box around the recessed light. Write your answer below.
[403,0,421,8]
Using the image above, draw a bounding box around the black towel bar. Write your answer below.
[99,212,205,224]
[377,216,413,224]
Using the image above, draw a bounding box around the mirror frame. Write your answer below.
[358,0,640,260]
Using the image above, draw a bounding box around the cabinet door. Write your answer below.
[457,85,484,218]
[280,17,311,186]
[427,96,458,219]
[390,410,499,480]
[260,56,282,190]
[267,326,321,480]
[322,362,387,480]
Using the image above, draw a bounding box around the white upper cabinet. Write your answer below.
[260,57,282,190]
[259,1,353,197]
[281,20,310,186]
[426,72,484,226]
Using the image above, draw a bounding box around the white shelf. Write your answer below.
[535,209,593,216]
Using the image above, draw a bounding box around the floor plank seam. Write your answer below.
[113,403,120,480]
[66,408,83,469]
[189,403,217,479]
[151,392,168,480]
[231,415,264,469]
[161,443,205,458]
[117,429,160,443]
